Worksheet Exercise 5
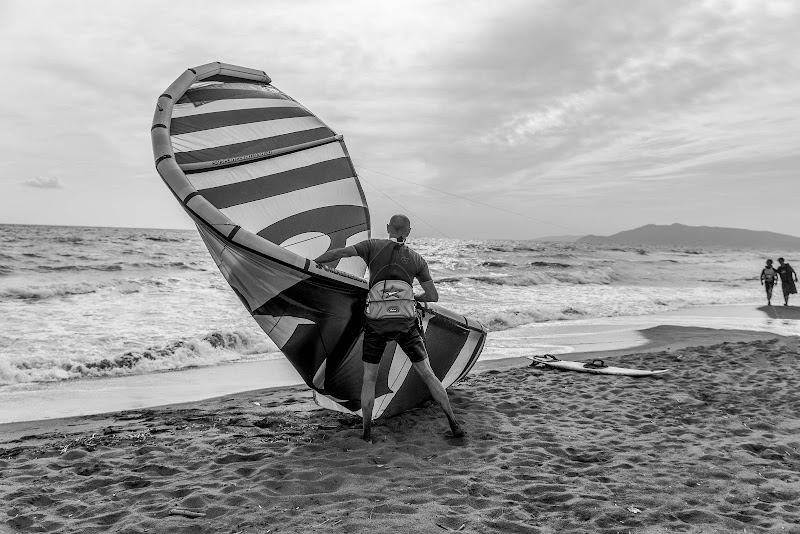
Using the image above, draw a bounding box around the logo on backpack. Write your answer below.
[365,279,415,321]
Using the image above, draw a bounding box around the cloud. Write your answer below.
[1,0,798,236]
[24,176,64,189]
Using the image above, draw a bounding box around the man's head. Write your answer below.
[778,257,785,264]
[387,214,411,240]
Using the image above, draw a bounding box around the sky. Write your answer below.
[0,0,798,240]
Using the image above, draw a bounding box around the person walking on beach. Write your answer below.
[776,257,798,306]
[314,214,465,442]
[760,259,779,305]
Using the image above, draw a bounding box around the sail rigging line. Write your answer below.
[355,164,582,234]
[358,174,451,239]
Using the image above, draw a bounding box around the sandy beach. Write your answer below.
[3,322,800,533]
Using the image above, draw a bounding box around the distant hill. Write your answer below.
[578,223,800,250]
[531,234,583,242]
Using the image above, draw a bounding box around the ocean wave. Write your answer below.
[0,282,102,300]
[512,245,542,252]
[608,247,648,255]
[0,330,280,384]
[530,261,571,268]
[0,278,161,300]
[436,270,616,287]
[671,249,706,255]
[51,236,86,244]
[35,264,124,273]
[20,260,208,275]
[144,236,186,243]
[477,307,588,332]
[128,261,205,271]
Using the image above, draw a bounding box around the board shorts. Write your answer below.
[363,322,428,364]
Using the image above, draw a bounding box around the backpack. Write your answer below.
[364,243,417,329]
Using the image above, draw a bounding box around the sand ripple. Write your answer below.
[2,335,800,533]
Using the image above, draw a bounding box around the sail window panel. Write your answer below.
[336,229,369,276]
[257,205,368,252]
[186,142,348,190]
[219,178,365,238]
[171,116,326,154]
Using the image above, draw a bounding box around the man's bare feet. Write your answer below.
[450,421,465,438]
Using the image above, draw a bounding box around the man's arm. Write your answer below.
[414,279,439,302]
[315,246,358,265]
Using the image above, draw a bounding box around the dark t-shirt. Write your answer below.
[352,239,432,287]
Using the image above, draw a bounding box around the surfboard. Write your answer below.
[528,355,668,376]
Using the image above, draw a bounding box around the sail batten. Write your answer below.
[175,127,334,166]
[186,141,349,189]
[172,116,329,153]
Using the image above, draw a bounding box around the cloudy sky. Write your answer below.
[1,0,798,240]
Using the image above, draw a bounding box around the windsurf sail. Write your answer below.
[151,62,486,418]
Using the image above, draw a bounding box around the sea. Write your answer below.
[1,224,798,422]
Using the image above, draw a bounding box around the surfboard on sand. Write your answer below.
[528,354,668,377]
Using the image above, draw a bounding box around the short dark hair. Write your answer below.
[778,257,784,262]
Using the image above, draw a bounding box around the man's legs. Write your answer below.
[411,359,465,438]
[361,362,380,442]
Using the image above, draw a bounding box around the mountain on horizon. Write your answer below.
[578,223,800,250]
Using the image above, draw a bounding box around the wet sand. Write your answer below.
[3,327,800,533]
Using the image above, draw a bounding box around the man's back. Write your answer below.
[353,238,431,287]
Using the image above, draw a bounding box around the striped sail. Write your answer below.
[152,63,486,420]
[170,80,370,275]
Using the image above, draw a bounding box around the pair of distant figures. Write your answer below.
[761,258,798,306]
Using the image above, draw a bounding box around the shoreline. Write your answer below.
[2,331,799,533]
[2,303,798,425]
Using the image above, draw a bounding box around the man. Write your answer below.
[760,259,778,306]
[314,214,464,442]
[776,257,798,306]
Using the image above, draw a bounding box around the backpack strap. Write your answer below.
[381,242,402,293]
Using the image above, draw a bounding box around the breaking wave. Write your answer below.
[0,329,280,384]
[0,278,170,301]
[477,307,589,332]
[437,270,617,286]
